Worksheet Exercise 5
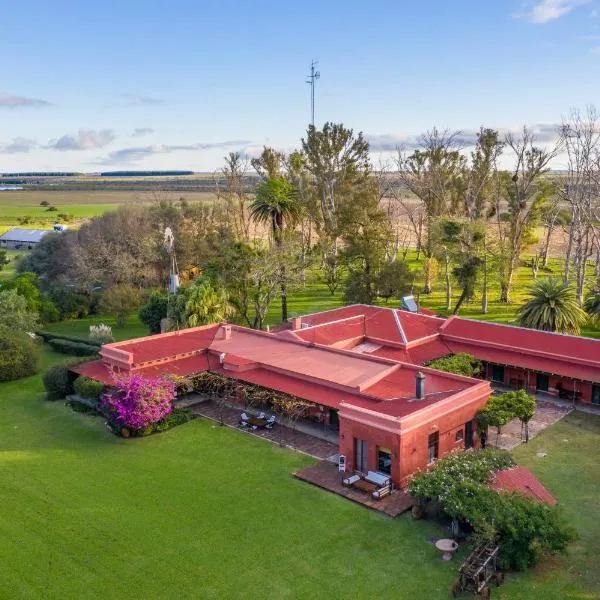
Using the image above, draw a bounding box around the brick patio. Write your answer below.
[294,460,414,518]
[187,399,338,460]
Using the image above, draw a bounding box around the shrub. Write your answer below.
[73,376,105,402]
[47,338,99,356]
[42,358,89,400]
[99,284,142,327]
[408,449,577,570]
[40,200,50,206]
[0,332,40,382]
[100,375,175,431]
[36,331,103,347]
[139,292,168,334]
[89,323,114,344]
[427,353,482,377]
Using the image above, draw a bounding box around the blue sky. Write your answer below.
[2,0,600,172]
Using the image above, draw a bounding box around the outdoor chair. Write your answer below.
[342,474,361,486]
[258,412,266,419]
[239,413,249,427]
[265,415,276,429]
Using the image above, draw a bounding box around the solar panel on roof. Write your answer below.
[400,296,418,312]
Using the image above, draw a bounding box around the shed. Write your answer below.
[0,228,51,250]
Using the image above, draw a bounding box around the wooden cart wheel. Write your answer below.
[479,586,491,600]
[494,572,504,587]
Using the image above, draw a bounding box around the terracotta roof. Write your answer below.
[442,317,600,371]
[107,324,219,364]
[490,467,557,505]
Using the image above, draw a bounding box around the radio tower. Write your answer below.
[306,60,320,127]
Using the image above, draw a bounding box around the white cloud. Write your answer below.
[513,0,591,23]
[131,127,154,137]
[98,140,253,164]
[0,93,51,108]
[118,94,164,106]
[48,129,116,151]
[0,138,38,154]
[367,123,560,152]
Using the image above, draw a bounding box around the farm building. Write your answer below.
[0,227,51,250]
[73,304,600,487]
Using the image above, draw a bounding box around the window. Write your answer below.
[593,384,600,405]
[428,432,439,465]
[377,447,392,475]
[455,429,464,442]
[355,439,368,472]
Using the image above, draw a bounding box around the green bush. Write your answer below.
[47,338,99,357]
[36,331,103,347]
[73,376,105,402]
[42,359,89,400]
[129,408,193,437]
[0,332,40,382]
[426,353,482,377]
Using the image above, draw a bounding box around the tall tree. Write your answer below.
[301,122,371,287]
[395,128,465,292]
[517,278,586,335]
[495,127,558,302]
[250,177,299,322]
[173,277,234,328]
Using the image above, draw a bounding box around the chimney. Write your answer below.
[217,324,232,340]
[291,317,302,330]
[416,372,426,400]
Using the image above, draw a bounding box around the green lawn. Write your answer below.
[0,351,598,599]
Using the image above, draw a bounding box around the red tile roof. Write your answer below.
[108,324,219,364]
[490,467,557,505]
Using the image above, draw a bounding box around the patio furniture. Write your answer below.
[239,413,249,427]
[365,471,391,487]
[342,474,361,486]
[258,412,266,419]
[435,538,459,561]
[352,479,379,494]
[247,417,268,428]
[265,415,276,429]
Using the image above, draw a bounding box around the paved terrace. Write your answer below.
[294,461,414,518]
[181,397,338,461]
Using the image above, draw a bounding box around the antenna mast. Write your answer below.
[306,59,320,127]
[164,226,179,294]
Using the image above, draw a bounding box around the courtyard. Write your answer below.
[0,354,599,599]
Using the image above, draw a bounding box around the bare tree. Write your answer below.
[495,127,558,303]
[560,108,600,303]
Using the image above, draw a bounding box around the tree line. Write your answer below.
[14,112,600,333]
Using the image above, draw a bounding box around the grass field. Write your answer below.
[0,190,216,233]
[0,346,598,600]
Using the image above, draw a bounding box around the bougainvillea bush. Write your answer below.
[100,375,175,432]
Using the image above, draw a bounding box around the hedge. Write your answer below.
[42,358,91,400]
[73,376,105,402]
[47,338,99,357]
[36,331,103,347]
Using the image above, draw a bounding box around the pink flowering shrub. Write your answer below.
[100,375,175,431]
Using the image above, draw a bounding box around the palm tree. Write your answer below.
[183,279,234,327]
[584,287,600,324]
[517,278,586,335]
[250,178,299,323]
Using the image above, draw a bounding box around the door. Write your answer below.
[377,447,392,475]
[536,373,549,392]
[492,364,505,383]
[355,439,368,472]
[427,432,439,465]
[593,384,600,405]
[465,421,474,449]
[329,409,339,431]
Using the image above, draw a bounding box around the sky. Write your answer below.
[2,0,600,172]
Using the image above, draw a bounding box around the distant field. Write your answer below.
[0,190,217,231]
